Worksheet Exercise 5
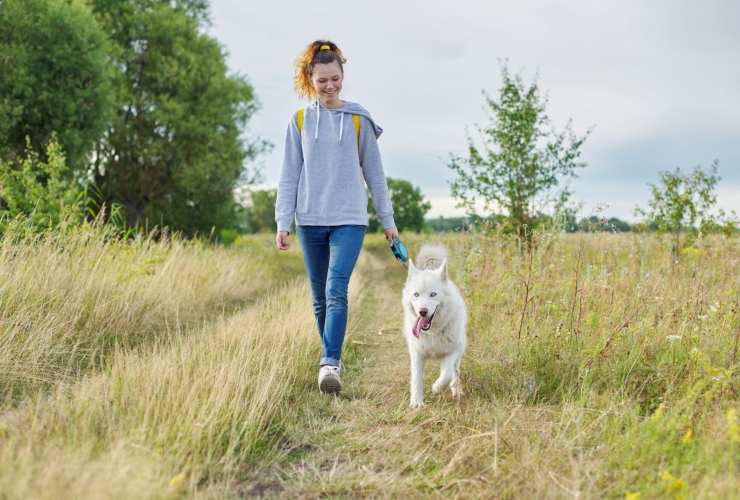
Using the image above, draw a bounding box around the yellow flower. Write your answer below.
[651,403,665,422]
[728,408,740,444]
[168,472,187,491]
[681,428,693,444]
[661,470,685,496]
[625,492,641,500]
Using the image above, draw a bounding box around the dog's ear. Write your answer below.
[438,258,448,281]
[408,259,418,275]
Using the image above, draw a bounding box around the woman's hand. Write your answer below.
[383,226,399,243]
[276,231,290,251]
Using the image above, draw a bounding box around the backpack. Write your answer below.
[296,108,361,151]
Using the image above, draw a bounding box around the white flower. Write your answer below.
[666,335,682,342]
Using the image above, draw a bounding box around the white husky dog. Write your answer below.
[402,244,467,408]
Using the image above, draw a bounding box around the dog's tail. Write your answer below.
[415,243,448,270]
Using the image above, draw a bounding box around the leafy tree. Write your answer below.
[244,188,277,233]
[0,0,112,169]
[0,139,91,234]
[577,216,631,232]
[89,0,265,235]
[425,216,471,233]
[448,62,590,246]
[635,161,728,257]
[368,177,431,233]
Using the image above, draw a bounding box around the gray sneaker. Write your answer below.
[318,364,342,394]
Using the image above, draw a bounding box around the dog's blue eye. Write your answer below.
[413,292,419,297]
[430,292,437,297]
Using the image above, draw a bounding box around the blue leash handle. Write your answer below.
[390,237,409,267]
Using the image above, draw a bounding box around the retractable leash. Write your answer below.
[390,237,409,268]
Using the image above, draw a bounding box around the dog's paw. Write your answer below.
[451,382,464,399]
[432,379,445,394]
[409,398,425,409]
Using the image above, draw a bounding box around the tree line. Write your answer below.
[0,0,263,236]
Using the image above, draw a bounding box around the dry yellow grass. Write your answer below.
[0,225,302,401]
[248,233,739,499]
[0,230,737,499]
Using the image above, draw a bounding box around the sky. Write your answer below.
[207,0,739,221]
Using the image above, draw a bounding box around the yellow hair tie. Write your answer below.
[320,44,331,50]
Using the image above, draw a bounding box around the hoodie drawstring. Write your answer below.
[338,112,344,144]
[314,100,345,143]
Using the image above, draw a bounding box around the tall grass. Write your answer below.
[0,226,368,499]
[0,224,303,402]
[0,281,322,498]
[409,231,740,497]
[1,228,736,498]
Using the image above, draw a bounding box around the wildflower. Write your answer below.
[651,403,665,422]
[168,472,187,491]
[728,408,740,445]
[625,492,641,500]
[661,470,685,496]
[681,429,693,444]
[666,335,681,342]
[680,247,701,258]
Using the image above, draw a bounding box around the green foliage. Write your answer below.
[89,0,267,235]
[577,215,632,232]
[0,139,91,234]
[368,177,431,233]
[448,62,590,244]
[635,161,735,256]
[0,0,113,169]
[244,188,278,233]
[425,216,471,232]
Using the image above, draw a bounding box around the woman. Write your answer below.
[274,40,398,394]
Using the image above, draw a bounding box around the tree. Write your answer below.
[368,177,431,233]
[426,216,470,233]
[577,216,631,233]
[635,161,730,257]
[89,0,265,235]
[244,189,277,233]
[0,0,112,169]
[448,62,590,246]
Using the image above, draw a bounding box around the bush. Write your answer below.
[0,138,92,235]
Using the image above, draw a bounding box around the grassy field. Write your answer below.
[0,228,737,498]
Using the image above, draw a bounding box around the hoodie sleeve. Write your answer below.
[274,113,303,233]
[358,116,396,230]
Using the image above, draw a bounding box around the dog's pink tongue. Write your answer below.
[413,317,423,338]
[413,316,432,338]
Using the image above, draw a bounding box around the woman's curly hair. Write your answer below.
[293,40,347,100]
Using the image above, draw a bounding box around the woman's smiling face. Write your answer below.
[311,61,343,102]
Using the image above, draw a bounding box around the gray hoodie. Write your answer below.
[275,100,396,233]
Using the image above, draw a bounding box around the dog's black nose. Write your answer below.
[419,308,428,317]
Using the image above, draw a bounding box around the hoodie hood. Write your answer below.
[311,100,383,142]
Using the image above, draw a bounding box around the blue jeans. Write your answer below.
[296,224,367,367]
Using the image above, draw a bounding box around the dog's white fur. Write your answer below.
[402,244,467,408]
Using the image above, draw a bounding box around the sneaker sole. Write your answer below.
[319,376,342,394]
